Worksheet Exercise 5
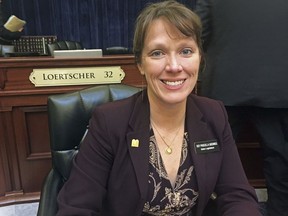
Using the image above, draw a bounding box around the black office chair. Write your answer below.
[37,84,140,216]
[103,46,132,55]
[47,40,83,56]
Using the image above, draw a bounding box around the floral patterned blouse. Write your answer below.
[142,130,199,215]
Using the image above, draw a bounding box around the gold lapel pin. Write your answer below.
[131,139,139,147]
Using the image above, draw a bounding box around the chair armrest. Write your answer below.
[37,170,63,216]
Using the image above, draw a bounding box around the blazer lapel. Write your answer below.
[186,96,213,215]
[126,91,150,206]
[127,130,150,199]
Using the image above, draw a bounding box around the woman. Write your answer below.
[56,1,261,215]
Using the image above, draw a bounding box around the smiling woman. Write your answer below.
[136,17,200,107]
[55,1,261,216]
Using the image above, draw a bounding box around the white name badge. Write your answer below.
[29,66,125,87]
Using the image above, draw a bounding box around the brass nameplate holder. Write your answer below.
[29,66,125,87]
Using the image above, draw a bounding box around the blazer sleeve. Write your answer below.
[213,101,261,215]
[56,107,113,216]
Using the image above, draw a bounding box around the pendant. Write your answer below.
[165,146,172,154]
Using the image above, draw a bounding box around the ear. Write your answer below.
[137,63,145,76]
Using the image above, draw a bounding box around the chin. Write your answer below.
[163,95,187,105]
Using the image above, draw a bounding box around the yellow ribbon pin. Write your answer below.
[131,139,139,147]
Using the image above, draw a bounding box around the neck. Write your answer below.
[150,104,186,130]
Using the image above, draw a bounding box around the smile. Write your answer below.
[162,79,185,86]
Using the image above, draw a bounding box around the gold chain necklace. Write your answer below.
[151,121,182,155]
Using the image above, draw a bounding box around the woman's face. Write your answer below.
[138,18,201,107]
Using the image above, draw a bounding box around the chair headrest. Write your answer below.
[47,40,83,56]
[48,84,140,150]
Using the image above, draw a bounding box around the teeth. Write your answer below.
[163,80,184,86]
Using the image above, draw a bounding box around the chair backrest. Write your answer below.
[37,84,141,216]
[47,40,83,56]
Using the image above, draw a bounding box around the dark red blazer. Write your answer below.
[56,91,261,216]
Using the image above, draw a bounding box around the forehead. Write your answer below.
[144,18,196,47]
[146,18,184,39]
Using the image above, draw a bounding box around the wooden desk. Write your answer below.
[0,56,264,205]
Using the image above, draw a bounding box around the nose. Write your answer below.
[165,55,182,72]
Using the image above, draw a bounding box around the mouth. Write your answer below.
[162,79,186,86]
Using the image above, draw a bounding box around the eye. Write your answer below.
[181,48,193,56]
[150,50,164,58]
